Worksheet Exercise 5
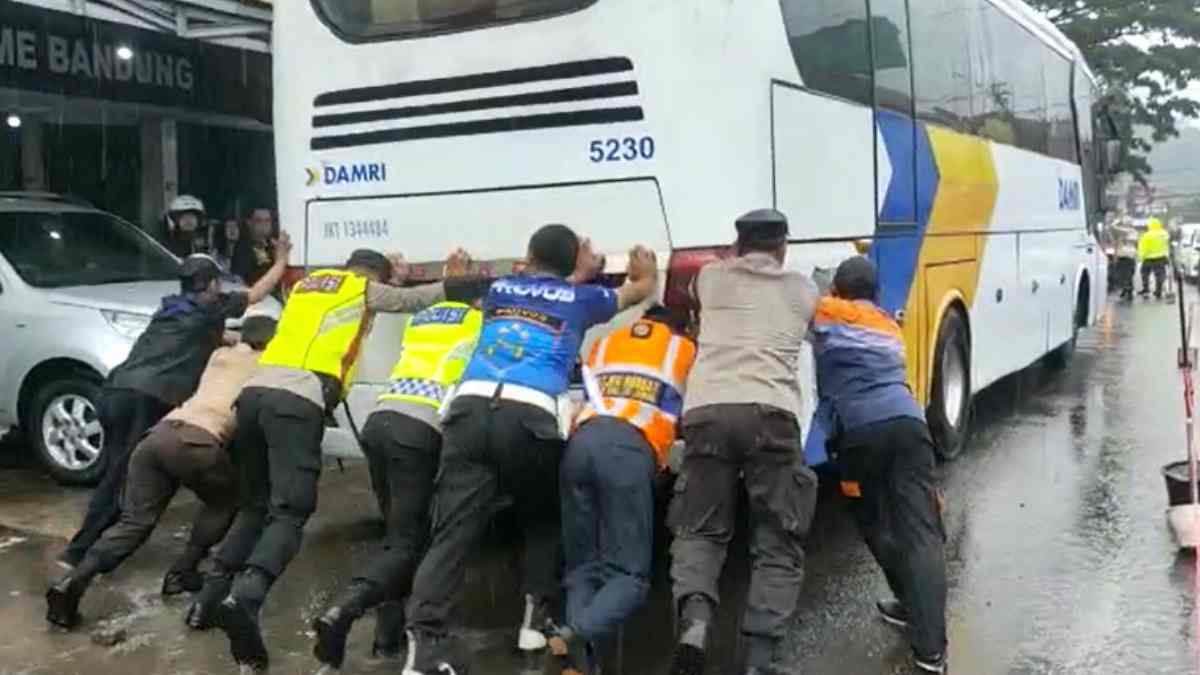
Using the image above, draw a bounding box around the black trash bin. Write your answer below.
[1163,461,1200,507]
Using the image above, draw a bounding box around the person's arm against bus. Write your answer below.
[367,249,483,313]
[245,233,292,306]
[616,246,658,311]
[568,238,604,284]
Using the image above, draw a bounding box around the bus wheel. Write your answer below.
[929,308,971,461]
[1046,283,1088,370]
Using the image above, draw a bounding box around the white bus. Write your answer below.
[274,0,1124,462]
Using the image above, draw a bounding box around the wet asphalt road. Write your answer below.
[0,294,1197,675]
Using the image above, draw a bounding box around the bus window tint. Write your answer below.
[870,0,914,116]
[313,0,595,39]
[1044,49,1076,163]
[982,4,1048,154]
[779,0,872,105]
[910,0,973,132]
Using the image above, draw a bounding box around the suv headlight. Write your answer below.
[101,310,152,340]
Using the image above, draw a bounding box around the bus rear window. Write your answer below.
[313,0,596,40]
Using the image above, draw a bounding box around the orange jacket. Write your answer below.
[577,319,697,468]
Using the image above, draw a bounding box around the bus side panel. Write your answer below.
[771,85,875,240]
[971,233,1021,392]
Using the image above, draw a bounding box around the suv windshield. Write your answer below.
[0,211,181,288]
[314,0,594,39]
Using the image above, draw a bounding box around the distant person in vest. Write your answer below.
[45,315,278,630]
[546,305,696,675]
[311,270,485,670]
[811,256,948,674]
[401,226,659,675]
[164,194,211,258]
[58,242,290,573]
[204,247,486,672]
[667,209,818,675]
[1138,217,1171,299]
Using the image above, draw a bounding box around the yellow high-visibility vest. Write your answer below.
[379,301,482,409]
[260,269,372,392]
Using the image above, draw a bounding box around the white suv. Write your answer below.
[0,193,278,485]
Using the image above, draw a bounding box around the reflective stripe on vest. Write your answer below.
[259,269,371,390]
[577,320,697,467]
[379,301,483,409]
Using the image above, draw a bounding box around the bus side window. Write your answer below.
[778,0,873,106]
[871,0,918,226]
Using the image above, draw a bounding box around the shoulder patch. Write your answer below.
[631,321,653,339]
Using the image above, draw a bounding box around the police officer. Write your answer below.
[1139,217,1171,299]
[45,316,278,630]
[59,240,290,579]
[401,226,659,675]
[667,210,818,675]
[548,305,696,675]
[312,292,484,670]
[203,248,484,671]
[811,256,948,674]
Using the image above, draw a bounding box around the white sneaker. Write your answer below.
[517,594,548,651]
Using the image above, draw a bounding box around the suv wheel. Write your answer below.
[27,376,106,486]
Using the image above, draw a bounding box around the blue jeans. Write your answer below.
[561,417,656,643]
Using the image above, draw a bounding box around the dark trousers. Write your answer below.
[561,417,656,643]
[835,416,947,657]
[405,395,563,637]
[1141,257,1168,296]
[355,410,442,606]
[668,404,818,640]
[215,387,325,606]
[1114,257,1136,297]
[64,388,172,565]
[82,420,238,576]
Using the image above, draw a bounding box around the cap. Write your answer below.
[735,209,789,242]
[179,254,221,292]
[833,255,879,301]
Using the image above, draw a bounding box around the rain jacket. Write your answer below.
[1139,219,1171,262]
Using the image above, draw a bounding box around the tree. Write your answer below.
[1032,0,1200,178]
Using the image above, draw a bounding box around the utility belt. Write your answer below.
[442,379,575,440]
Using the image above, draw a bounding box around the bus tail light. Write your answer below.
[664,246,730,318]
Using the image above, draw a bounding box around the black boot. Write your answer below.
[162,568,204,596]
[404,629,469,675]
[45,570,92,630]
[669,595,712,675]
[215,568,273,671]
[743,634,785,675]
[372,601,406,660]
[313,580,379,669]
[186,572,232,631]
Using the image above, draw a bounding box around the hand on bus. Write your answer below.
[616,245,659,311]
[387,253,411,285]
[445,248,472,278]
[570,237,605,284]
[271,232,293,264]
[627,245,658,283]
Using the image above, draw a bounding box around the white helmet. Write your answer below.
[168,194,205,215]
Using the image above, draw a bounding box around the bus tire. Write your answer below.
[928,308,971,461]
[1046,280,1088,370]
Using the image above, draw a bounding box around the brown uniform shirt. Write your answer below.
[163,343,262,444]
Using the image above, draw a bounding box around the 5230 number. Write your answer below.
[589,136,655,163]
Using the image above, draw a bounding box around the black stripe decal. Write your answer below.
[311,107,644,150]
[314,57,633,107]
[313,81,639,128]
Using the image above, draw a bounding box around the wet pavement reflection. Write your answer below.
[0,296,1196,674]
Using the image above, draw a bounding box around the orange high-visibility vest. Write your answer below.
[577,319,697,468]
